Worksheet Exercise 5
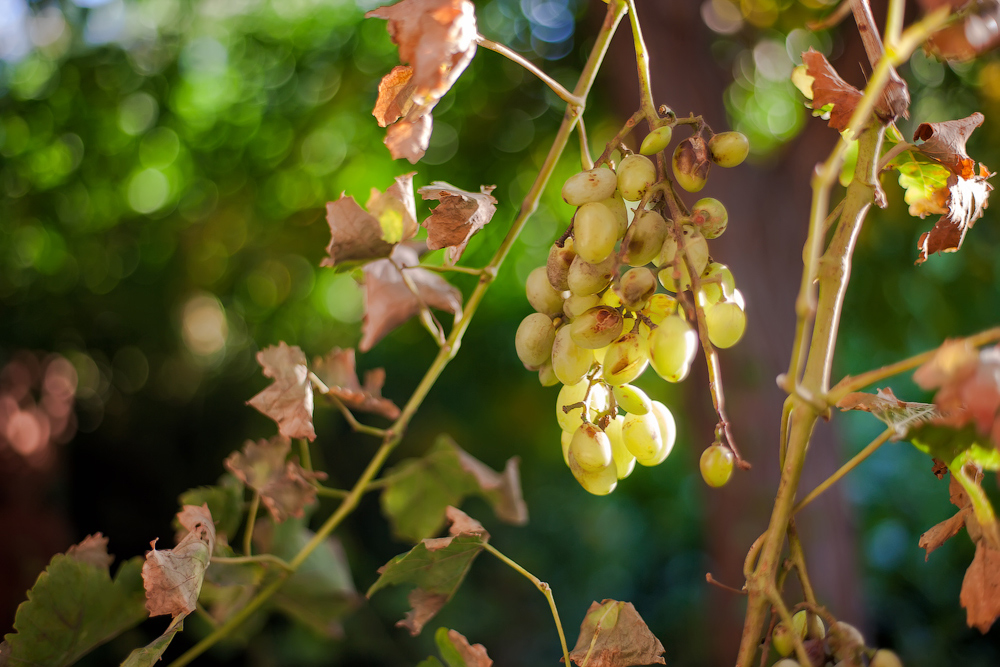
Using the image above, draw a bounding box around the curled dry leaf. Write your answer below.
[914,342,1000,447]
[566,600,666,667]
[836,387,938,436]
[224,436,325,522]
[247,342,316,441]
[142,504,216,619]
[913,113,984,179]
[322,173,418,270]
[802,48,863,132]
[367,0,477,163]
[916,165,993,264]
[961,541,1000,632]
[312,347,401,420]
[359,244,463,352]
[418,182,498,263]
[66,533,115,570]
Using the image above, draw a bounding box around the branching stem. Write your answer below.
[793,428,893,515]
[476,35,584,108]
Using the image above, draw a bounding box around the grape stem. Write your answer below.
[792,427,893,515]
[243,491,260,557]
[390,255,448,346]
[705,572,746,596]
[211,554,293,571]
[309,373,389,438]
[578,115,594,170]
[475,35,584,108]
[594,110,645,167]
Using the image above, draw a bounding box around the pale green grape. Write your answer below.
[648,314,698,382]
[556,380,610,432]
[648,401,676,464]
[672,139,709,192]
[622,210,668,266]
[771,623,795,658]
[697,262,735,305]
[568,452,618,495]
[772,661,800,667]
[691,197,728,239]
[574,201,620,263]
[602,193,629,238]
[562,167,618,206]
[605,415,636,479]
[642,293,677,324]
[570,306,624,349]
[602,330,650,385]
[552,325,595,386]
[569,423,613,472]
[708,131,749,168]
[568,253,616,296]
[515,313,556,367]
[547,238,576,291]
[527,266,566,316]
[564,293,600,319]
[538,360,559,387]
[640,125,672,155]
[622,411,663,464]
[705,300,746,349]
[656,227,708,292]
[617,154,657,201]
[793,610,824,640]
[870,650,903,667]
[612,384,651,415]
[594,344,608,365]
[657,230,678,268]
[699,444,734,487]
[616,267,657,311]
[560,429,572,467]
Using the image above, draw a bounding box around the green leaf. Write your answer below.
[381,435,527,542]
[368,507,489,635]
[434,627,492,667]
[890,154,951,218]
[176,473,245,542]
[2,544,146,667]
[435,626,465,667]
[119,617,184,667]
[907,423,1000,471]
[416,658,446,667]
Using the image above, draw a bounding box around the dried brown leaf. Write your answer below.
[913,113,984,179]
[802,48,863,132]
[418,182,498,263]
[322,174,418,269]
[835,387,938,436]
[961,542,1000,632]
[454,448,527,526]
[916,165,994,264]
[66,533,115,570]
[142,505,216,618]
[919,509,970,559]
[312,347,401,420]
[914,342,1000,444]
[926,2,1000,61]
[445,629,493,667]
[247,342,315,441]
[400,590,448,636]
[567,600,666,667]
[359,245,463,352]
[374,65,416,128]
[224,436,324,522]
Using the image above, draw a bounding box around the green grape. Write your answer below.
[640,125,673,155]
[672,137,710,192]
[771,622,795,658]
[515,313,556,367]
[552,325,595,386]
[547,238,576,291]
[828,622,865,662]
[642,293,677,324]
[648,401,676,464]
[538,359,559,387]
[574,201,620,263]
[657,229,678,268]
[568,253,616,296]
[708,131,749,168]
[705,299,746,349]
[870,649,903,667]
[648,314,697,382]
[793,610,825,640]
[616,267,657,310]
[602,330,650,385]
[570,306,624,349]
[568,450,618,495]
[527,266,566,316]
[699,444,734,487]
[560,429,572,467]
[617,154,657,201]
[621,411,662,462]
[569,423,613,472]
[556,380,610,432]
[691,197,728,239]
[622,210,668,266]
[564,293,600,319]
[698,262,735,305]
[612,384,651,415]
[605,414,636,479]
[562,167,618,206]
[657,227,709,293]
[602,193,629,238]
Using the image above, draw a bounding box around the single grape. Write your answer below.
[574,201,620,263]
[556,380,610,432]
[658,227,709,292]
[570,306,625,349]
[527,266,566,317]
[562,167,618,206]
[602,330,650,385]
[691,197,728,239]
[771,622,795,658]
[616,267,657,311]
[622,411,663,463]
[870,649,903,667]
[602,193,629,238]
[551,325,595,386]
[547,239,576,291]
[538,359,559,387]
[647,314,698,382]
[700,445,734,487]
[568,451,618,495]
[515,312,556,367]
[605,414,636,479]
[827,622,865,662]
[568,253,616,296]
[642,293,677,324]
[560,429,572,467]
[705,300,746,349]
[569,422,613,472]
[648,401,676,464]
[622,210,668,266]
[640,125,673,155]
[708,131,749,168]
[617,154,657,201]
[564,293,601,320]
[793,610,825,640]
[672,137,710,192]
[698,262,735,306]
[612,384,652,415]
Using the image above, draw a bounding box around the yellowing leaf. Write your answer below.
[567,600,666,667]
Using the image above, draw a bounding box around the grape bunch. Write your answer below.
[515,127,751,495]
[769,611,903,667]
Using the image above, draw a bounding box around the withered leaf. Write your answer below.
[360,244,463,352]
[919,509,969,559]
[418,182,498,263]
[322,173,418,270]
[367,507,488,636]
[961,542,1000,632]
[224,436,324,522]
[374,65,417,127]
[836,387,938,436]
[566,600,666,667]
[916,166,994,264]
[435,627,493,667]
[802,48,863,132]
[66,533,115,570]
[913,113,984,179]
[247,342,316,441]
[926,2,1000,61]
[312,347,401,420]
[142,504,216,618]
[914,342,1000,448]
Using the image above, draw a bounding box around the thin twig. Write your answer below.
[793,428,893,514]
[309,373,389,438]
[405,263,485,276]
[706,573,747,596]
[578,115,594,170]
[211,554,293,571]
[769,591,812,667]
[595,110,645,166]
[243,492,260,557]
[390,256,447,345]
[476,34,584,107]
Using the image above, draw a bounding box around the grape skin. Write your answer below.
[515,312,556,367]
[569,423,613,472]
[562,167,618,206]
[552,325,595,386]
[617,154,656,201]
[699,444,734,487]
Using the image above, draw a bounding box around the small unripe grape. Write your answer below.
[640,125,673,155]
[602,194,629,238]
[568,253,616,296]
[570,306,624,349]
[622,210,668,266]
[575,201,620,263]
[772,622,795,658]
[556,380,610,432]
[515,312,556,367]
[698,262,735,306]
[605,415,636,479]
[622,411,663,463]
[564,293,600,319]
[547,239,576,291]
[793,610,825,641]
[827,622,865,662]
[648,401,676,464]
[616,267,657,311]
[569,423,613,472]
[642,293,677,324]
[612,384,652,415]
[708,131,749,168]
[552,325,595,385]
[568,450,618,495]
[672,137,710,192]
[700,444,734,487]
[648,314,698,382]
[617,154,657,201]
[562,167,618,206]
[538,360,559,387]
[691,197,728,239]
[705,300,746,349]
[602,330,650,385]
[527,266,566,316]
[870,649,903,667]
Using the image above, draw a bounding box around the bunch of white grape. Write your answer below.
[514,126,751,494]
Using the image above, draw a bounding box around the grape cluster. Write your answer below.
[770,612,903,667]
[515,128,750,495]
